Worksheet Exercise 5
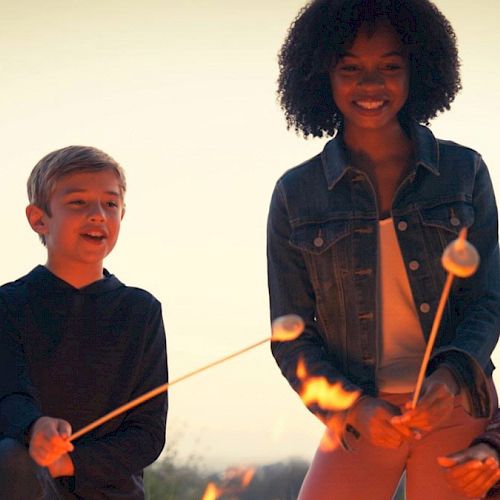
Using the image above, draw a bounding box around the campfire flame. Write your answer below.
[201,483,219,500]
[201,466,256,500]
[296,357,361,451]
[296,358,360,411]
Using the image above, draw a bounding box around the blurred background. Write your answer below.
[1,0,499,497]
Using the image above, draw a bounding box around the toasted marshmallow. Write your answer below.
[441,230,479,277]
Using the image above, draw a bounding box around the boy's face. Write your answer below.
[30,169,124,272]
[329,22,409,133]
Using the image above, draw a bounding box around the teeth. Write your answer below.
[355,100,385,110]
[85,231,104,238]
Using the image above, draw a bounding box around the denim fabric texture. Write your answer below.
[267,123,500,421]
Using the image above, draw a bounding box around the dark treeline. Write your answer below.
[144,456,308,500]
[145,455,406,499]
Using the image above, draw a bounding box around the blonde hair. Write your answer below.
[27,145,126,215]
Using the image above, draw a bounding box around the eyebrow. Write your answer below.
[61,188,121,197]
[341,50,405,59]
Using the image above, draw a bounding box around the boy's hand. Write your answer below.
[29,416,74,467]
[48,453,75,478]
[437,443,500,498]
[347,396,413,449]
[391,368,457,435]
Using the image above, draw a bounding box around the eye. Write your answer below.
[106,200,119,208]
[382,62,404,72]
[68,199,85,206]
[339,64,360,73]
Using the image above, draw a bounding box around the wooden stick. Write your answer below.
[411,227,478,409]
[69,337,270,441]
[410,272,455,409]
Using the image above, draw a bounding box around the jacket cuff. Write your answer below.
[471,410,500,456]
[427,349,491,418]
[470,434,500,459]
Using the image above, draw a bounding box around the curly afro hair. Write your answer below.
[278,0,461,138]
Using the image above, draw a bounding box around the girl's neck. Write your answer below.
[342,120,414,218]
[343,120,411,162]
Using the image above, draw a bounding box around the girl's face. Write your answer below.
[329,22,409,133]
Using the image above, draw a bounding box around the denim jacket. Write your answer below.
[267,123,500,420]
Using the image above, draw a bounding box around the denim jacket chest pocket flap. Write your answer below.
[289,219,350,255]
[419,200,475,235]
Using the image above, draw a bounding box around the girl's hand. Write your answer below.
[437,443,500,499]
[346,396,412,449]
[391,367,457,435]
[29,416,74,467]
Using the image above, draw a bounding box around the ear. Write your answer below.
[26,204,49,237]
[120,205,126,221]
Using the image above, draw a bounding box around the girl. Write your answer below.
[267,1,500,498]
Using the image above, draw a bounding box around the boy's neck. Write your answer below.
[45,258,105,289]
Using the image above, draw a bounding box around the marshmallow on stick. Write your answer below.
[69,314,305,442]
[411,227,479,409]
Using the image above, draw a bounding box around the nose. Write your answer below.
[88,201,106,222]
[358,69,384,87]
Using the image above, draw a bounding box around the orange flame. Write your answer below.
[201,483,220,500]
[201,466,256,500]
[296,358,360,411]
[296,357,361,451]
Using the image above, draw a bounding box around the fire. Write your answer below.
[296,358,360,411]
[201,483,220,500]
[201,466,256,500]
[296,357,361,451]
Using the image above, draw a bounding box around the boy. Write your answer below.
[0,146,168,499]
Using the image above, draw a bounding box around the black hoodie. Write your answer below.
[0,265,168,499]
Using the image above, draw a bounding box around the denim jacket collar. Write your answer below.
[320,122,440,190]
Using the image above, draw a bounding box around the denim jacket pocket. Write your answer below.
[419,200,477,332]
[288,219,352,367]
[289,219,350,255]
[419,200,475,236]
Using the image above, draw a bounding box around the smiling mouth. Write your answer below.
[81,231,106,242]
[353,100,387,110]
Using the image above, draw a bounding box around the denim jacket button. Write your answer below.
[397,221,408,231]
[450,217,461,227]
[313,237,324,248]
[419,303,431,313]
[409,260,420,271]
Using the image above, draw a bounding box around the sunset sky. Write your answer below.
[2,0,500,471]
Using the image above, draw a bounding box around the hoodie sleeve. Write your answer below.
[0,294,42,444]
[69,299,168,492]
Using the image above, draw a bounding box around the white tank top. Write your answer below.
[376,218,426,393]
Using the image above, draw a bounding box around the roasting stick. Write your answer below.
[69,314,305,442]
[410,227,479,409]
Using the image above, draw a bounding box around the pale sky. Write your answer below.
[1,0,500,471]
